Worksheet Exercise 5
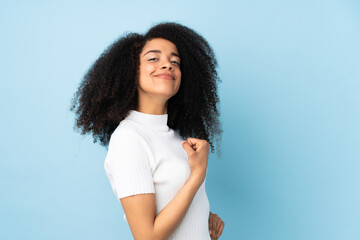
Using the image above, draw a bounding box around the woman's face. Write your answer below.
[137,38,182,102]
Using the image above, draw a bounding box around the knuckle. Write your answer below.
[201,140,209,146]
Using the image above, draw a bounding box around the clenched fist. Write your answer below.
[182,137,210,183]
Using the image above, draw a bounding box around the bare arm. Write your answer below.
[121,174,204,240]
[153,174,204,239]
[120,138,209,240]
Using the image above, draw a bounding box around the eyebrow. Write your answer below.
[143,50,180,58]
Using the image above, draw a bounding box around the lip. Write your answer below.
[154,74,175,80]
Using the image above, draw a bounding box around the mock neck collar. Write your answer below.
[125,110,169,131]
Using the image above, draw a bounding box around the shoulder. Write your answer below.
[109,120,144,145]
[111,119,148,140]
[106,121,155,168]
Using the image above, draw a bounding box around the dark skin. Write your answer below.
[209,211,225,239]
[70,22,224,238]
[188,140,225,239]
[70,22,223,153]
[139,38,225,239]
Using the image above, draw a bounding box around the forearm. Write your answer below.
[152,175,203,240]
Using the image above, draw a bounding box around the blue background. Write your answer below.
[1,0,359,239]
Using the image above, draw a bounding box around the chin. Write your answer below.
[154,90,178,99]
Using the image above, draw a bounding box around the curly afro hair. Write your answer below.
[70,21,223,155]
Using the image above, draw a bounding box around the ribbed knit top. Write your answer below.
[104,110,211,240]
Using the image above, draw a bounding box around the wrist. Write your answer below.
[189,172,205,185]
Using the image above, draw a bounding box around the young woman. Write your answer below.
[70,22,225,240]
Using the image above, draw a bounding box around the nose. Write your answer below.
[161,59,174,71]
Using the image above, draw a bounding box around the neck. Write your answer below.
[136,87,171,115]
[136,98,168,115]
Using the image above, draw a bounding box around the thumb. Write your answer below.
[181,140,194,155]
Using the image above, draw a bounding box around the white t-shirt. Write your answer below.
[104,110,210,240]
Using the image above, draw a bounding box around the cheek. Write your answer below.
[139,62,155,74]
[144,64,156,73]
[139,67,156,87]
[139,64,155,81]
[175,75,181,91]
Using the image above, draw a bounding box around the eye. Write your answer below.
[171,61,180,66]
[148,58,180,66]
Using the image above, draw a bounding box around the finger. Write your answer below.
[187,137,200,149]
[182,141,195,155]
[215,217,221,235]
[208,213,212,231]
[209,219,214,236]
[211,216,216,236]
[216,222,225,238]
[211,214,219,235]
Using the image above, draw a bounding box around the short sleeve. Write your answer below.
[104,129,155,200]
